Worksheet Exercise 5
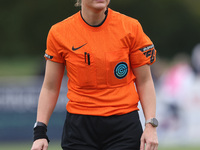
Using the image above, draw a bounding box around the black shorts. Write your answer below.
[61,111,143,150]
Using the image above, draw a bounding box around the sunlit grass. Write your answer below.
[0,141,62,150]
[1,142,200,150]
[0,57,44,76]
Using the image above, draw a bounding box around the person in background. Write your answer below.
[31,0,158,150]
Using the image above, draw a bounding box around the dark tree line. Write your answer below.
[0,0,200,58]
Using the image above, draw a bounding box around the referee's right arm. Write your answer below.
[31,60,65,150]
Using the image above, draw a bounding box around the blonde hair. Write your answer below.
[75,0,81,7]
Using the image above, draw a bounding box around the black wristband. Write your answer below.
[34,122,47,129]
[33,126,50,143]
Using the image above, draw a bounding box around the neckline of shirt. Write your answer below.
[78,8,112,31]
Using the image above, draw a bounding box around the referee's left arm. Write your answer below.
[132,65,158,150]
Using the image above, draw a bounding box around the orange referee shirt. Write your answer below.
[44,8,156,116]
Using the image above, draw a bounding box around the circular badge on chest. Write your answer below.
[114,62,128,79]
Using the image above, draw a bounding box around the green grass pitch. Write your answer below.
[1,142,200,150]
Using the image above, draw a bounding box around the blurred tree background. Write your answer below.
[0,0,200,76]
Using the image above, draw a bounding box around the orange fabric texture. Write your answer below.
[44,8,156,116]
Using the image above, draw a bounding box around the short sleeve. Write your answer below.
[44,26,65,64]
[130,20,156,68]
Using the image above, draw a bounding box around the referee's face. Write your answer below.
[82,0,110,11]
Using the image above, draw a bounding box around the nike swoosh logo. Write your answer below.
[72,43,87,51]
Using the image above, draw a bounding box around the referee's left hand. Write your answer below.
[140,124,158,150]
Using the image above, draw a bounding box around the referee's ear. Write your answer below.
[75,0,81,7]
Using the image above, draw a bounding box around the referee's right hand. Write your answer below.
[31,139,48,150]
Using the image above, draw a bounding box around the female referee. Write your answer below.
[31,0,158,150]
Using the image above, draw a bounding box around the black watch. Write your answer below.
[34,121,47,129]
[145,118,158,127]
